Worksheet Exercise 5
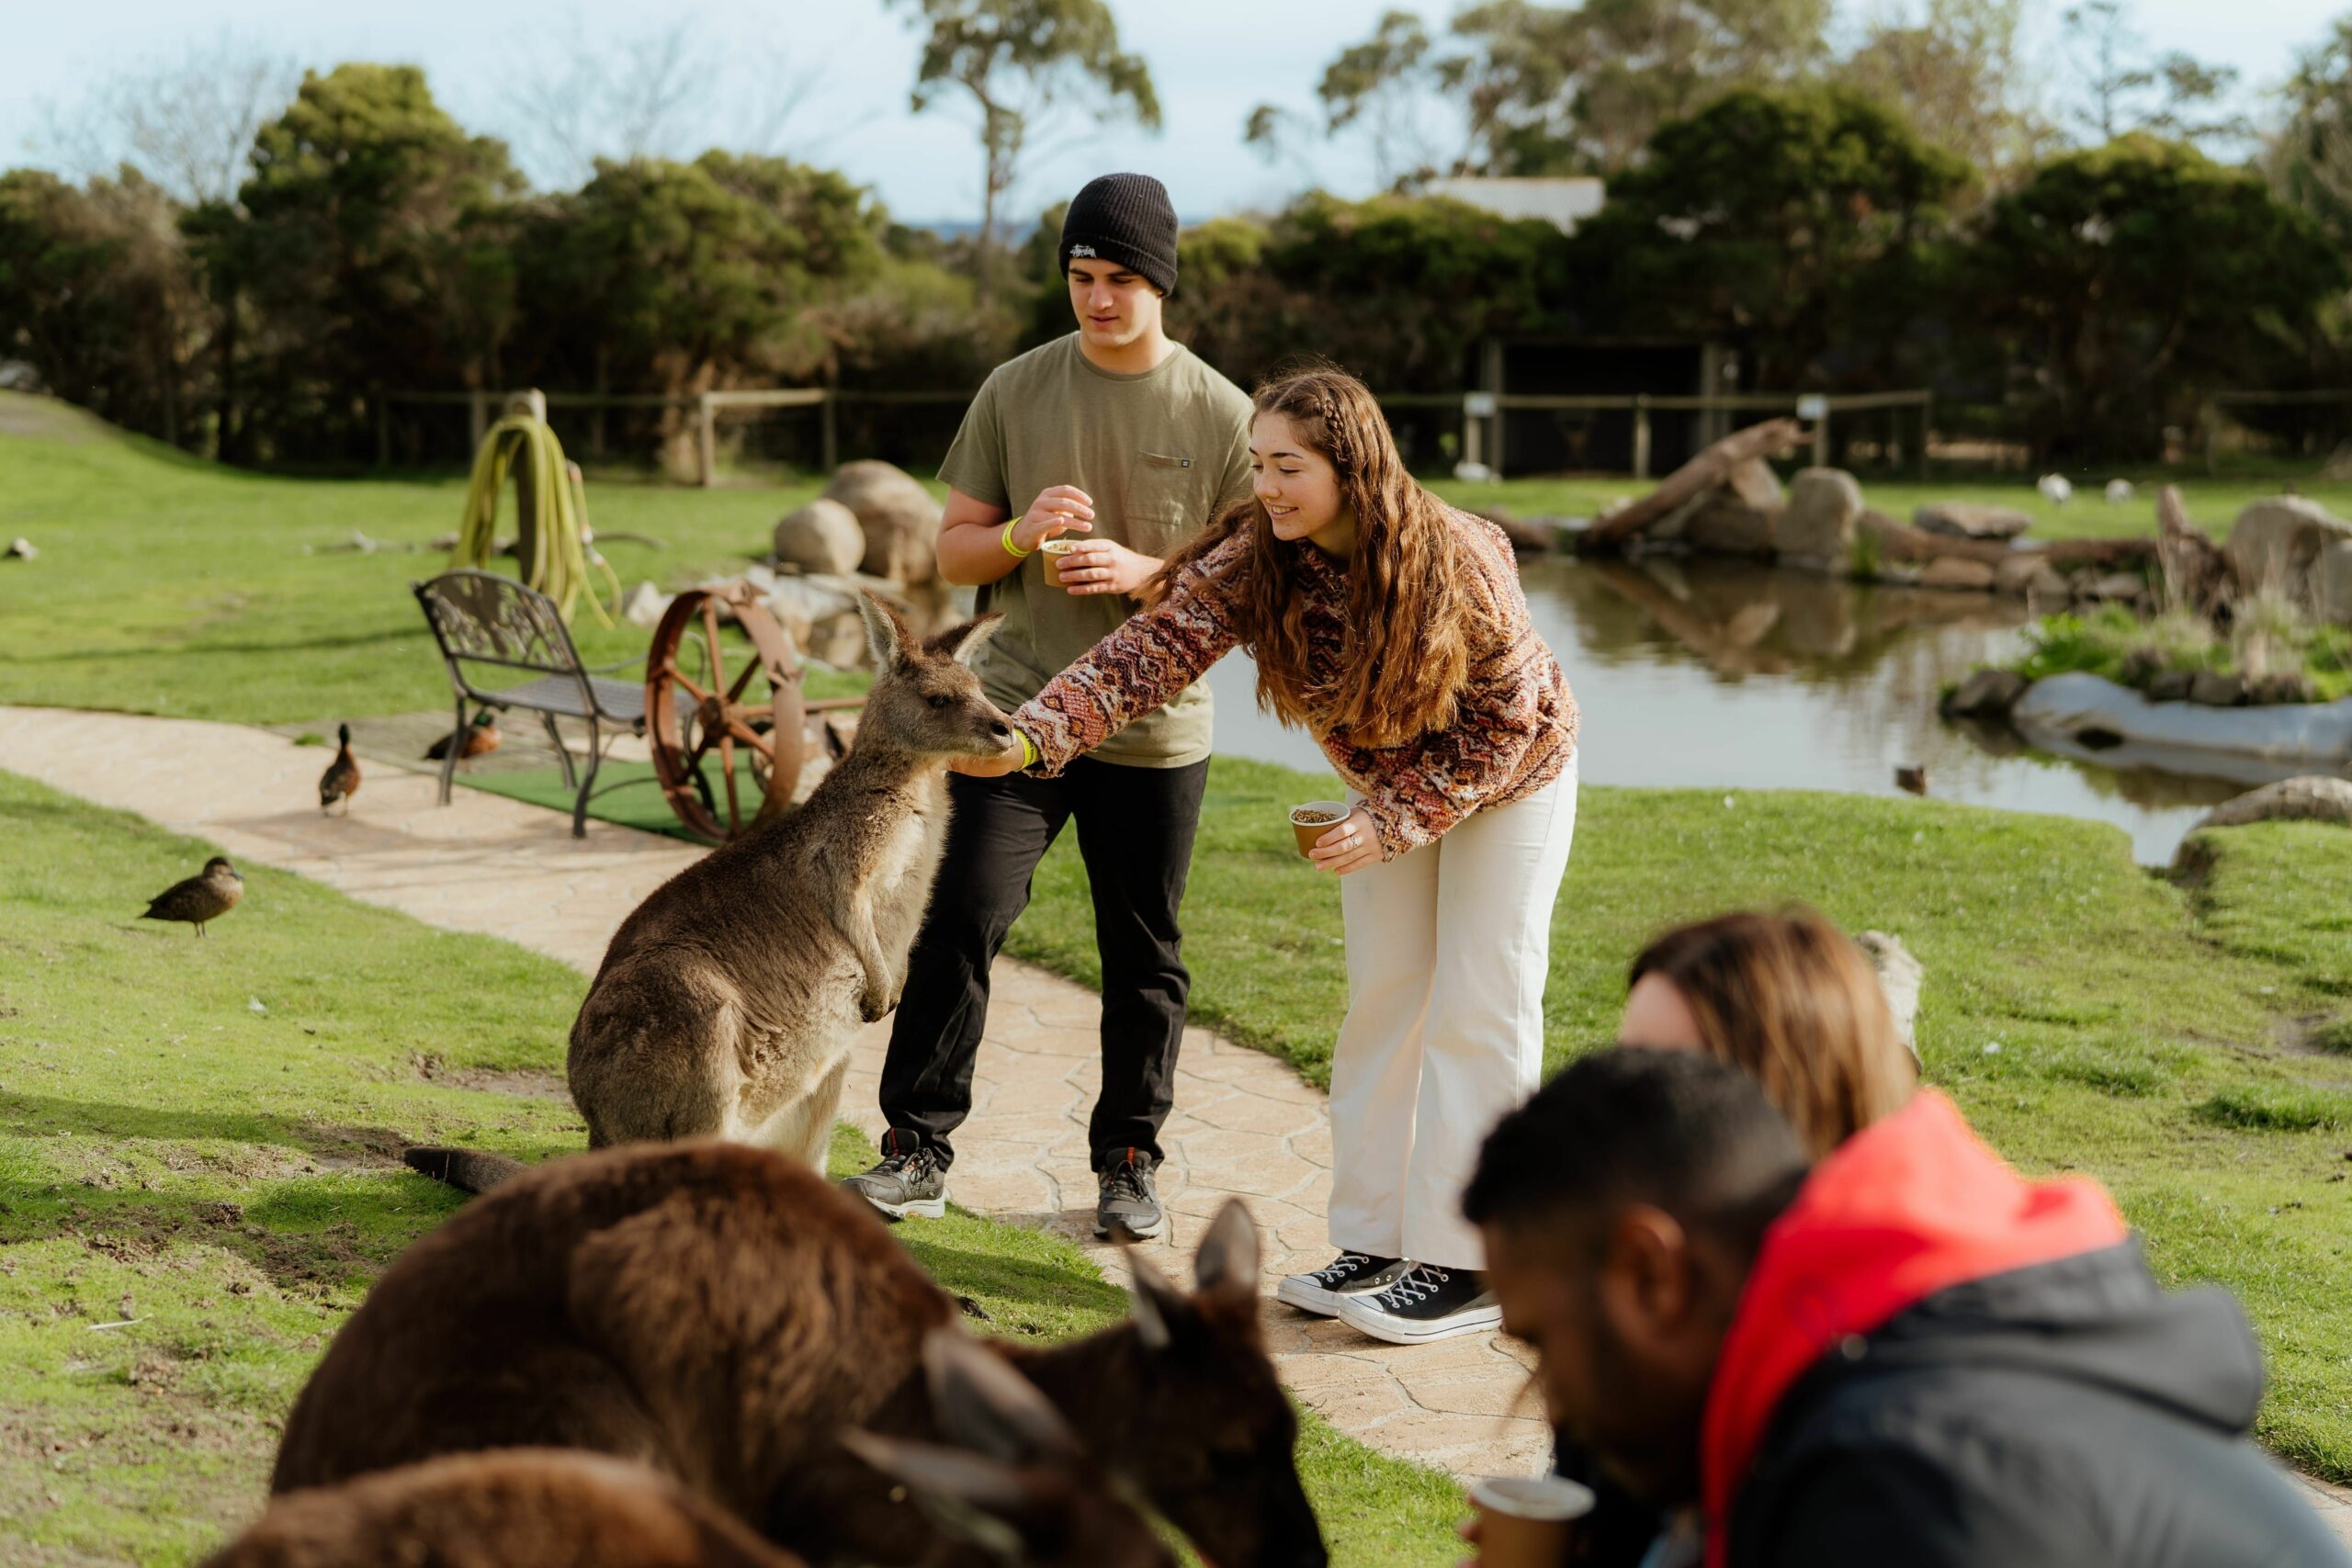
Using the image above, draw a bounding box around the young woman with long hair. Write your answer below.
[965,365,1581,1344]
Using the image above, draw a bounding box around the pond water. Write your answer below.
[1203,556,2292,865]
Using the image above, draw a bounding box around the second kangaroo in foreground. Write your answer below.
[272,1142,1327,1568]
[411,594,1012,1193]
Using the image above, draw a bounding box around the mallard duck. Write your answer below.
[1895,765,1929,796]
[141,857,243,937]
[424,710,501,763]
[319,723,361,815]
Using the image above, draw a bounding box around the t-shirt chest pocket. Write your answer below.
[1122,449,1201,553]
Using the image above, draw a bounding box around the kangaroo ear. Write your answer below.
[1193,1198,1261,1311]
[923,1329,1080,1463]
[930,613,1004,669]
[858,591,914,671]
[840,1429,1033,1556]
[1125,1250,1193,1353]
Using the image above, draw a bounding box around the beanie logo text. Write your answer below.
[1069,244,1097,256]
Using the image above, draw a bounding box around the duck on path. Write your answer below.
[319,723,361,815]
[141,857,243,937]
[424,711,501,764]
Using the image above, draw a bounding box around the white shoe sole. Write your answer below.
[846,1186,947,1222]
[1275,1276,1348,1315]
[1336,1298,1502,1345]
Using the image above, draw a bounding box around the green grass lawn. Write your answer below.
[0,768,1465,1566]
[9,389,2346,722]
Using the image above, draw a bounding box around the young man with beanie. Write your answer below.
[843,173,1253,1241]
[1462,1048,2347,1567]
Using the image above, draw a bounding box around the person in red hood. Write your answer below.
[1463,1047,2347,1568]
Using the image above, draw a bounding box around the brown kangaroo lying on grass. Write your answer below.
[273,1142,1326,1568]
[218,1338,1177,1568]
[408,594,1012,1194]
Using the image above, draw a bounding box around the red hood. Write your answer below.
[1699,1091,2126,1567]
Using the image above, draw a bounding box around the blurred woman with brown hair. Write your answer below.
[1617,908,1917,1158]
[968,363,1581,1345]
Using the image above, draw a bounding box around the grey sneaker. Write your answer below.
[842,1134,948,1221]
[1276,1252,1410,1316]
[1095,1148,1165,1240]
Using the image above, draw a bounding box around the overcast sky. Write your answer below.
[3,0,2344,222]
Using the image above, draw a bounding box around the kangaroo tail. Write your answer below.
[403,1145,529,1194]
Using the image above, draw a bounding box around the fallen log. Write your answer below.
[1579,419,1805,552]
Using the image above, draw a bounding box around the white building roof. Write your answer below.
[1422,176,1606,233]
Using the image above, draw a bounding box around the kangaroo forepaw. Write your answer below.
[861,989,891,1024]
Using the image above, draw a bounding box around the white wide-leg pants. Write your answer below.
[1326,756,1577,1270]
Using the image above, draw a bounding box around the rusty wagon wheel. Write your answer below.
[645,587,852,844]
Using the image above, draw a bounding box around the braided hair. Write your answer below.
[1148,365,1479,749]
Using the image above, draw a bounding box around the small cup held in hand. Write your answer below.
[1466,1475,1594,1568]
[1290,801,1350,859]
[1041,536,1082,585]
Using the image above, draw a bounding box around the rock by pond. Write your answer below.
[2009,673,2352,769]
[2191,775,2352,832]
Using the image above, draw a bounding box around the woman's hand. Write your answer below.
[1307,806,1383,874]
[948,734,1028,778]
[1013,485,1094,554]
[1051,538,1160,597]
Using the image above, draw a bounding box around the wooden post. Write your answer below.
[1462,398,1484,470]
[1482,338,1508,479]
[698,392,718,489]
[509,390,548,576]
[468,389,489,453]
[1918,393,1933,480]
[1632,397,1653,481]
[1812,408,1831,469]
[820,390,839,474]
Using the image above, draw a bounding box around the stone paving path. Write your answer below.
[0,705,1550,1483]
[7,704,2348,1547]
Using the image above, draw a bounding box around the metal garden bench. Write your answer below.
[412,569,646,838]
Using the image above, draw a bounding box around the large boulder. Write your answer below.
[822,461,943,585]
[2225,497,2352,597]
[2191,775,2352,831]
[1775,468,1863,569]
[1683,497,1779,558]
[1913,502,2034,542]
[1723,457,1785,511]
[2318,539,2352,626]
[771,498,865,576]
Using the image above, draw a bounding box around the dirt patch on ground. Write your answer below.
[411,1055,569,1100]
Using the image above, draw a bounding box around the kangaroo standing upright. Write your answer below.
[561,595,1010,1168]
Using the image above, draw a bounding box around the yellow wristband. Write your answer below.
[1017,730,1038,769]
[1001,519,1031,559]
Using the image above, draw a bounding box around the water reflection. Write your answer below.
[1205,556,2269,863]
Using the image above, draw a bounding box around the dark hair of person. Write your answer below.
[1464,1047,1809,1265]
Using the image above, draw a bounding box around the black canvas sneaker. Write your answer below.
[1276,1252,1411,1316]
[841,1133,949,1221]
[1095,1148,1166,1240]
[1335,1264,1500,1345]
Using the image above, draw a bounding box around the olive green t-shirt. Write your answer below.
[938,333,1253,768]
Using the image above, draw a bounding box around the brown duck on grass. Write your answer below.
[424,711,501,764]
[319,723,361,815]
[141,857,243,937]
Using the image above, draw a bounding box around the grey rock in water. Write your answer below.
[1943,668,2029,719]
[1775,468,1863,569]
[1920,557,1999,592]
[2188,671,2247,707]
[2191,775,2352,832]
[1854,930,1924,1067]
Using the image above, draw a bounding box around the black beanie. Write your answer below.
[1059,174,1179,296]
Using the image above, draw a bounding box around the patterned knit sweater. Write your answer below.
[1012,507,1578,859]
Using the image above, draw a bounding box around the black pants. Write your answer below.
[879,756,1209,1172]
